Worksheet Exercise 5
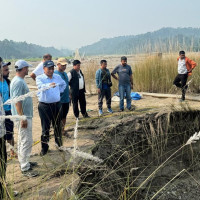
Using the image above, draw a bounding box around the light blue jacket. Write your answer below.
[95,68,111,89]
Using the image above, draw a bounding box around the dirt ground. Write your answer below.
[5,56,200,199]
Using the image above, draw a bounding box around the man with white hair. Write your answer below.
[10,60,38,177]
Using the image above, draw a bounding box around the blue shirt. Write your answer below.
[0,79,11,111]
[54,70,70,103]
[36,73,66,103]
[10,76,33,118]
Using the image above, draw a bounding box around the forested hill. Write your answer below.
[79,27,200,55]
[0,39,72,59]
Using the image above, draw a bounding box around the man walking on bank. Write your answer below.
[111,56,134,111]
[173,51,197,102]
[36,60,66,156]
[67,60,89,119]
[95,60,113,116]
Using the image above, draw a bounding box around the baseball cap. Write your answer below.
[43,60,55,68]
[57,58,68,65]
[15,60,32,70]
[2,62,11,67]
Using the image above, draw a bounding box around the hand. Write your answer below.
[131,84,133,89]
[21,120,28,128]
[98,88,101,94]
[50,82,56,88]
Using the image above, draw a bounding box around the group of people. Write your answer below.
[0,51,197,198]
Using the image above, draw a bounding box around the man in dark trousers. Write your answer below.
[0,57,7,199]
[95,60,113,116]
[67,60,89,119]
[0,61,17,158]
[36,60,66,156]
[173,51,197,102]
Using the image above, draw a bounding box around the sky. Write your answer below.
[0,0,200,50]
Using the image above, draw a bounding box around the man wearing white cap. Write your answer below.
[10,60,38,177]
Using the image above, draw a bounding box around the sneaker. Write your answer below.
[29,162,38,168]
[119,109,124,112]
[107,108,113,113]
[22,168,38,177]
[99,109,103,116]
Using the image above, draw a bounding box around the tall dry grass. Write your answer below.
[133,53,200,93]
[82,53,200,95]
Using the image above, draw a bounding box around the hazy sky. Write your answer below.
[0,0,199,49]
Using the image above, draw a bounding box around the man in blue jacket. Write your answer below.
[95,60,113,116]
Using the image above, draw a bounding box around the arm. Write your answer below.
[95,70,101,94]
[129,67,133,89]
[30,72,36,81]
[130,75,133,89]
[111,67,119,80]
[58,77,66,93]
[12,83,27,128]
[36,76,51,89]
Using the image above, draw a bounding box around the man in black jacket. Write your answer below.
[67,60,89,119]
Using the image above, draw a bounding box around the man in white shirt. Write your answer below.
[173,51,197,101]
[67,60,89,119]
[30,54,52,80]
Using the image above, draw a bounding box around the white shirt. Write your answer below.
[67,71,84,90]
[32,62,44,76]
[178,58,188,74]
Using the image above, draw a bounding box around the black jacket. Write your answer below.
[69,69,86,97]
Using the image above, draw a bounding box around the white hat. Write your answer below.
[15,60,32,70]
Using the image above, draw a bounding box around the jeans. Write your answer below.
[119,84,131,110]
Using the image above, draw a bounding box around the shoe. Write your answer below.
[22,168,38,177]
[107,108,113,113]
[128,106,136,111]
[83,113,90,118]
[29,162,38,168]
[62,130,71,138]
[40,150,48,156]
[99,109,103,116]
[119,109,124,112]
[179,99,185,102]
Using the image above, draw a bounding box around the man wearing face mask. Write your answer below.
[0,60,17,158]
